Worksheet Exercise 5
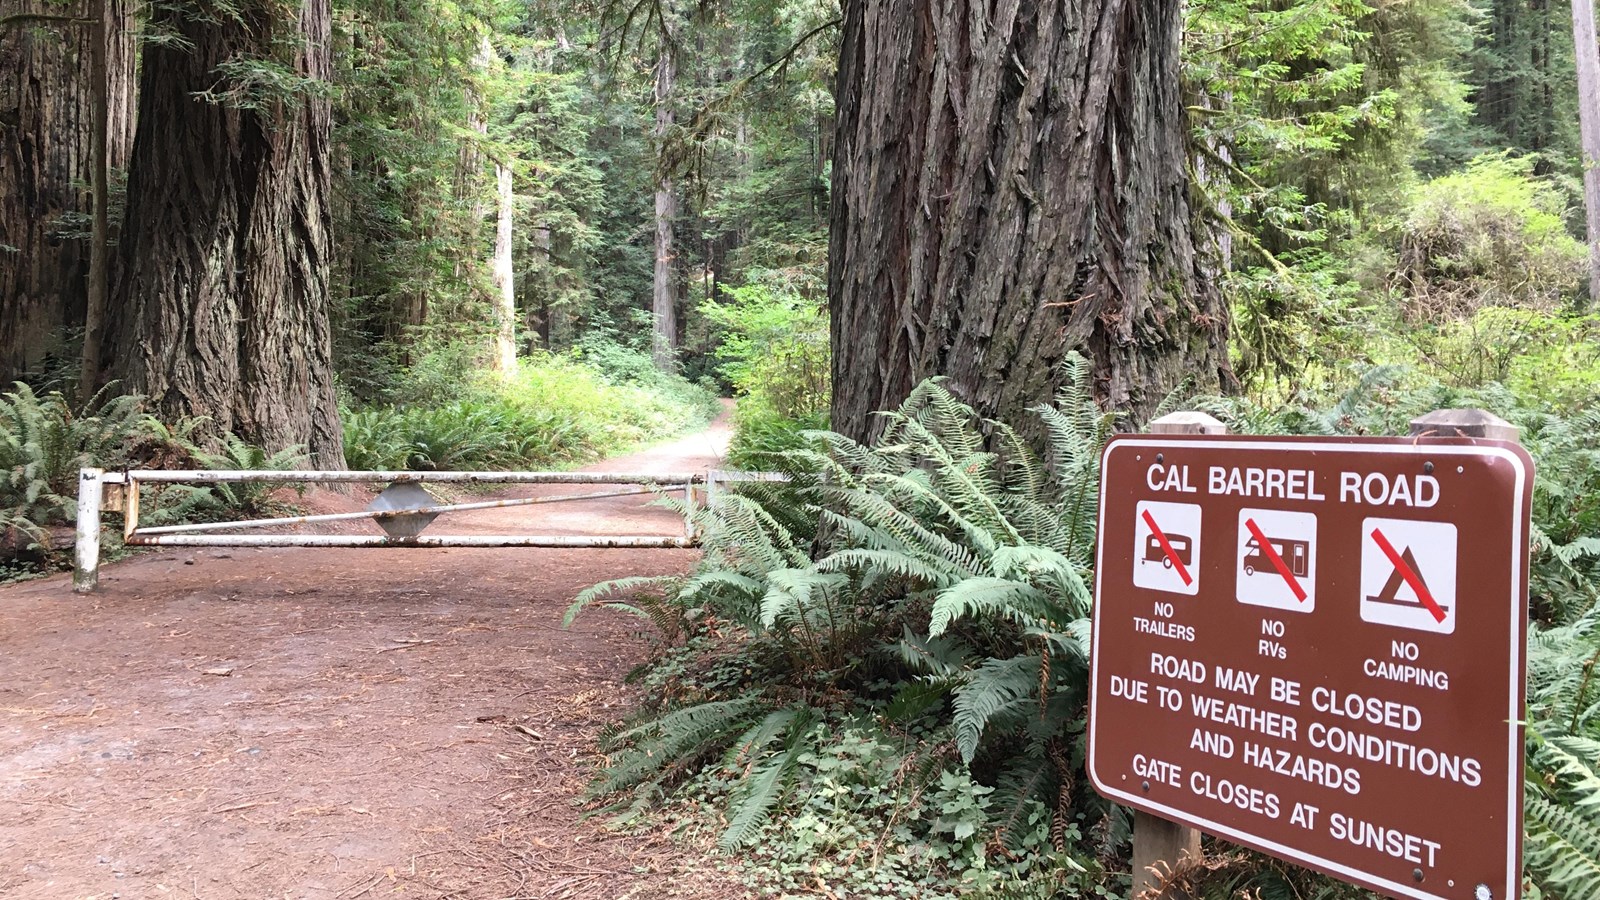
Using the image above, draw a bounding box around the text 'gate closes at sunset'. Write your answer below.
[1088,435,1534,900]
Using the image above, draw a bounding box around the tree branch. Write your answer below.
[0,12,97,28]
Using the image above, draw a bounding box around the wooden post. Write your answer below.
[1408,408,1518,442]
[1148,411,1228,437]
[1131,810,1203,899]
[1128,411,1220,899]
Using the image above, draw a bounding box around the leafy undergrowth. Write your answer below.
[697,282,830,470]
[343,350,721,471]
[569,360,1600,899]
[0,384,309,578]
[570,359,1126,897]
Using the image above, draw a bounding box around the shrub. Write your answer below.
[1389,307,1600,402]
[0,385,159,548]
[576,362,1600,897]
[1392,153,1585,320]
[569,358,1115,895]
[700,283,830,467]
[340,350,720,472]
[0,383,299,566]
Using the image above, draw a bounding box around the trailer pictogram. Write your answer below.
[1133,501,1201,595]
[1236,508,1317,612]
[1360,518,1458,634]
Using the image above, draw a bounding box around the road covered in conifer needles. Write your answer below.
[0,412,746,899]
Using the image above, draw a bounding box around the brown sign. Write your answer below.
[1088,435,1533,900]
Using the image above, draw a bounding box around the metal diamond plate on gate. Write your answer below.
[368,482,440,538]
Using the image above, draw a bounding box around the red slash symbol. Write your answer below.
[1370,528,1447,623]
[1244,517,1308,602]
[1141,509,1193,586]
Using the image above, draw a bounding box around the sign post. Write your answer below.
[1129,412,1224,900]
[1090,410,1533,900]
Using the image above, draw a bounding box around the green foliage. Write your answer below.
[1524,735,1600,900]
[1185,0,1478,390]
[0,383,305,566]
[1391,153,1585,320]
[0,384,153,546]
[193,435,308,516]
[726,404,827,471]
[699,281,831,468]
[342,350,719,471]
[330,0,506,366]
[570,356,1116,893]
[1456,0,1582,181]
[700,283,829,416]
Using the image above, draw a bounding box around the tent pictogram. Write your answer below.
[1359,517,1458,634]
[1366,532,1448,623]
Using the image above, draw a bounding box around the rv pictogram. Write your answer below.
[1133,501,1201,596]
[1236,508,1317,612]
[1360,518,1458,634]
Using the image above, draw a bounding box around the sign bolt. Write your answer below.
[1156,453,1164,464]
[1424,461,1434,474]
[1412,868,1423,882]
[1141,780,1150,792]
[1474,885,1492,900]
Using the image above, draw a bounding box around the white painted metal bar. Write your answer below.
[73,467,104,593]
[72,467,787,593]
[125,534,694,548]
[130,486,658,536]
[706,469,791,483]
[126,470,703,485]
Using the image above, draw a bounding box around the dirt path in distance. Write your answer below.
[0,409,746,900]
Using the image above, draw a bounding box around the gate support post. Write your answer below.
[1128,411,1222,899]
[1408,408,1518,442]
[74,467,104,594]
[1132,810,1203,899]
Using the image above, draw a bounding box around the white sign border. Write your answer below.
[1087,438,1528,900]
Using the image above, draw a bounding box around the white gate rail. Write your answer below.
[73,468,717,593]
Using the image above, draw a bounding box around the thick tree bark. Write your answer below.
[78,6,110,399]
[107,0,345,466]
[651,34,679,372]
[827,0,1232,441]
[0,0,136,384]
[1573,0,1600,303]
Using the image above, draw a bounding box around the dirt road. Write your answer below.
[0,415,744,900]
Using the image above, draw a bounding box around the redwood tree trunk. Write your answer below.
[107,0,345,466]
[827,0,1232,441]
[0,0,136,384]
[1573,0,1600,303]
[651,34,679,372]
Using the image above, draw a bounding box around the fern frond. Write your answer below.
[563,576,676,628]
[952,654,1041,764]
[816,548,963,588]
[929,577,1049,637]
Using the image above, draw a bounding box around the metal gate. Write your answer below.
[72,467,738,593]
